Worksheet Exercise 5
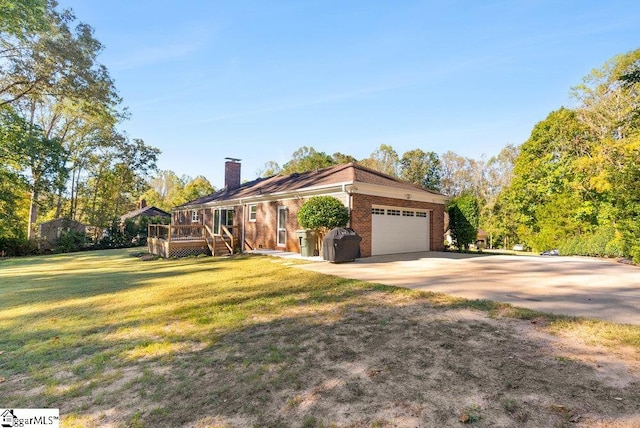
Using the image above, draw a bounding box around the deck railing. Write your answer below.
[148,224,207,243]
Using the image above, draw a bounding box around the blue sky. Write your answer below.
[60,0,640,188]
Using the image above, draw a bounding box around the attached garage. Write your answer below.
[371,205,430,255]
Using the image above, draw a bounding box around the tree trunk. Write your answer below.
[27,188,38,240]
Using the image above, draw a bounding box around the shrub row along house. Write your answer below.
[148,159,446,258]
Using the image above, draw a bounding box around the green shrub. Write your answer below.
[447,194,479,252]
[297,196,349,232]
[605,236,624,258]
[0,237,38,257]
[559,226,626,258]
[54,230,89,253]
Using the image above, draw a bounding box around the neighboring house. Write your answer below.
[120,200,171,224]
[38,218,87,251]
[443,221,488,249]
[475,228,488,248]
[149,159,447,258]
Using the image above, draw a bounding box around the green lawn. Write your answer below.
[1,249,638,427]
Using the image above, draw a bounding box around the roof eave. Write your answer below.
[172,181,356,211]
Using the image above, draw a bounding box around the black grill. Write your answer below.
[322,228,362,263]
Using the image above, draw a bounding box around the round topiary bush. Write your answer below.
[297,196,349,232]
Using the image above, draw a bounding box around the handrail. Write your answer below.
[204,224,214,239]
[220,225,234,253]
[203,224,216,255]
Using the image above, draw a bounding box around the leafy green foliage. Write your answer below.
[297,196,349,232]
[140,171,214,211]
[495,48,640,259]
[98,215,170,249]
[358,144,400,176]
[0,106,68,238]
[54,230,89,253]
[0,0,47,38]
[281,146,336,175]
[0,1,161,243]
[0,236,37,256]
[399,148,441,190]
[447,194,479,251]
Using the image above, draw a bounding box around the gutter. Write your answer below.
[240,199,245,254]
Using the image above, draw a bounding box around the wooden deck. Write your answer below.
[147,224,235,258]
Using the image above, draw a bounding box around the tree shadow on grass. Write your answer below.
[2,251,639,427]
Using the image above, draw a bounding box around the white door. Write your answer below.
[277,206,287,247]
[371,206,430,255]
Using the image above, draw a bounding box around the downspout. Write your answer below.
[239,199,245,254]
[342,184,352,227]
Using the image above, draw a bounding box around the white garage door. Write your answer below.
[371,206,430,255]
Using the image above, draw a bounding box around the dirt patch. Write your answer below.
[4,290,639,427]
[136,292,639,427]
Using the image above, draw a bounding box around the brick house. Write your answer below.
[38,218,88,251]
[120,200,170,224]
[156,159,446,258]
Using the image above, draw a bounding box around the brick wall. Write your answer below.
[243,198,304,252]
[175,193,445,257]
[350,194,445,257]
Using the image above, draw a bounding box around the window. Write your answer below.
[371,208,385,215]
[248,204,257,222]
[402,210,415,217]
[191,210,199,222]
[387,209,401,216]
[416,211,427,218]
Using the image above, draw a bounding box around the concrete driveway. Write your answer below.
[298,252,640,325]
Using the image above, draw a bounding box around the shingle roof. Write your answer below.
[176,162,443,209]
[120,206,171,222]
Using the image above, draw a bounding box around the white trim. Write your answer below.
[248,204,257,222]
[276,206,287,247]
[174,179,446,211]
[372,204,431,214]
[352,182,447,204]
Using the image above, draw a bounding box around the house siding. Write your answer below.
[349,193,445,257]
[170,191,444,258]
[243,199,304,252]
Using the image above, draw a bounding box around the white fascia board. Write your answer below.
[175,182,355,211]
[172,180,446,212]
[350,181,447,205]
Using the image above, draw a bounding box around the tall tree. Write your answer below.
[570,48,640,141]
[332,152,357,164]
[82,134,159,228]
[281,146,336,174]
[498,108,597,251]
[481,144,519,247]
[0,0,47,38]
[439,151,485,198]
[256,160,281,178]
[0,106,67,238]
[447,194,479,251]
[182,175,215,204]
[399,148,441,190]
[359,144,399,176]
[1,2,116,107]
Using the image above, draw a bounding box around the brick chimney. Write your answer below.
[139,199,147,209]
[224,158,241,190]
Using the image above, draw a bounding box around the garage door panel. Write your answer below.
[371,207,429,255]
